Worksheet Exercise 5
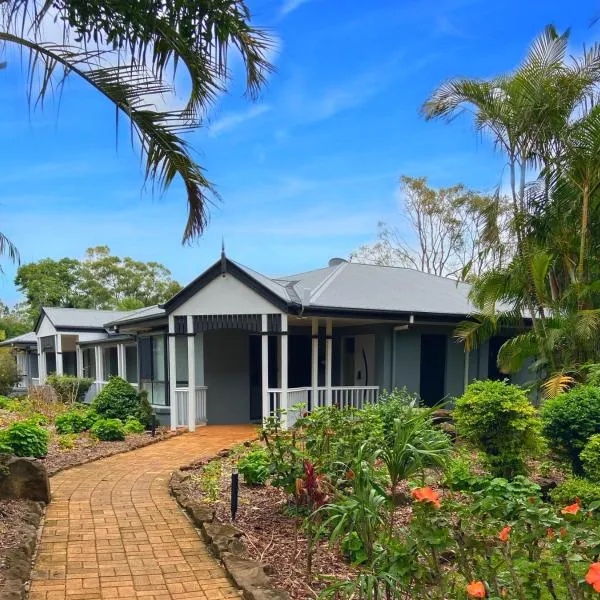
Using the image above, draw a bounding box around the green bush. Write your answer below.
[454,380,541,478]
[541,385,600,474]
[0,395,13,409]
[93,377,139,421]
[1,421,49,457]
[58,433,77,450]
[91,418,125,441]
[135,390,157,429]
[238,448,271,485]
[47,375,93,403]
[55,408,98,434]
[366,388,421,440]
[581,434,600,482]
[0,353,20,396]
[123,417,145,434]
[550,476,600,506]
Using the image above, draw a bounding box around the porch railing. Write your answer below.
[30,377,40,387]
[175,386,208,427]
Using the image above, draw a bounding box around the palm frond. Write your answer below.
[0,232,20,272]
[541,373,576,399]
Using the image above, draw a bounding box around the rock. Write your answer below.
[222,553,289,600]
[0,455,51,503]
[202,522,244,556]
[431,409,453,424]
[184,500,214,526]
[439,422,457,442]
[537,476,558,500]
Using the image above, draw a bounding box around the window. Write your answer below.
[125,345,138,383]
[139,335,167,406]
[103,346,119,379]
[82,348,96,379]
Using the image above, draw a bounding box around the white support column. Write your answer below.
[281,314,289,427]
[37,338,45,383]
[187,315,196,432]
[55,334,64,376]
[261,315,269,422]
[117,343,125,379]
[311,319,319,409]
[168,315,177,431]
[76,346,83,378]
[325,319,333,406]
[95,346,104,382]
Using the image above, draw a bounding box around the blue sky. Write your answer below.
[0,0,598,304]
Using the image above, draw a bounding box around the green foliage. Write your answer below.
[237,448,270,485]
[57,433,77,450]
[123,417,145,434]
[93,377,139,421]
[90,418,125,441]
[581,434,600,482]
[0,352,20,395]
[1,421,49,457]
[198,460,222,502]
[454,380,541,478]
[135,390,157,429]
[364,388,420,440]
[551,476,600,506]
[0,395,11,409]
[541,385,600,473]
[55,408,98,434]
[47,375,93,404]
[0,301,32,340]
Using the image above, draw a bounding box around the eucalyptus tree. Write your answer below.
[423,26,600,387]
[0,0,273,241]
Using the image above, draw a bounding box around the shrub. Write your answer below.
[454,380,541,478]
[93,377,139,421]
[135,390,157,429]
[541,384,600,474]
[238,448,271,485]
[581,434,600,482]
[123,417,145,434]
[0,353,20,395]
[55,408,98,434]
[0,395,13,409]
[47,375,93,404]
[550,476,600,506]
[58,433,77,450]
[91,418,125,441]
[2,421,49,457]
[367,388,421,440]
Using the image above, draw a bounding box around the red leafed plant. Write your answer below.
[296,459,330,509]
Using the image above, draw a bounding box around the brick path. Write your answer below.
[29,425,258,600]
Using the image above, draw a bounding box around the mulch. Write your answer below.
[43,427,181,476]
[0,499,37,586]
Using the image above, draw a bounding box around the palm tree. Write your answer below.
[0,1,274,242]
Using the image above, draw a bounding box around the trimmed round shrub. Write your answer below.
[238,448,271,485]
[55,408,99,434]
[91,418,125,441]
[2,421,49,457]
[47,375,93,403]
[541,384,600,474]
[135,390,157,430]
[581,434,600,482]
[454,380,541,478]
[93,377,139,421]
[123,417,145,434]
[550,476,600,506]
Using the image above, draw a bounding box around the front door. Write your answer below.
[419,334,447,406]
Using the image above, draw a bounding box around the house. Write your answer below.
[0,253,527,428]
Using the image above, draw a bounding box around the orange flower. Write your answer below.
[411,486,441,509]
[547,528,555,540]
[585,563,600,592]
[498,526,512,542]
[346,470,355,480]
[466,581,486,598]
[561,500,580,515]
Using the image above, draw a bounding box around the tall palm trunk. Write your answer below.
[578,183,590,287]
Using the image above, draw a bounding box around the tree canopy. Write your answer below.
[15,246,181,320]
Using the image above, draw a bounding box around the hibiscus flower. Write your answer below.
[466,581,486,598]
[411,486,441,509]
[585,563,600,592]
[498,526,512,542]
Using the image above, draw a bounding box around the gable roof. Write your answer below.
[104,305,166,327]
[0,331,37,347]
[35,307,133,332]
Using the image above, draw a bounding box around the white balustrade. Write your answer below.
[84,380,109,404]
[175,386,208,428]
[331,386,380,409]
[30,377,40,387]
[195,386,207,424]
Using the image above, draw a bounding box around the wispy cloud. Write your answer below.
[280,0,313,17]
[208,104,271,137]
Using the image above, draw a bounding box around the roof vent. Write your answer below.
[328,257,347,267]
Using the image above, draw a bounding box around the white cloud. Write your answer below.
[208,104,271,137]
[280,0,313,17]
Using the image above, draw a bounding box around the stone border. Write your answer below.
[169,453,289,600]
[0,500,44,600]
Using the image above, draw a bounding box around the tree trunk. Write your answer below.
[577,184,590,288]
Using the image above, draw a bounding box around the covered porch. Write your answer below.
[168,312,381,431]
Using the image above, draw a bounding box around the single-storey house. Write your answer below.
[0,253,527,429]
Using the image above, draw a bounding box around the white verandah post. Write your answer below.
[76,345,83,378]
[95,346,104,382]
[187,315,196,432]
[37,338,45,383]
[325,319,333,406]
[168,315,177,431]
[311,319,319,410]
[261,315,269,423]
[55,334,64,376]
[117,343,126,379]
[281,314,288,428]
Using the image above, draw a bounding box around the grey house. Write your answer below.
[1,254,525,428]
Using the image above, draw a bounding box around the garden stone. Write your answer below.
[439,422,457,442]
[184,500,214,526]
[222,553,289,600]
[431,409,453,424]
[202,522,244,556]
[0,454,51,503]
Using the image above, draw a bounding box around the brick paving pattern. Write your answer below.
[29,425,258,600]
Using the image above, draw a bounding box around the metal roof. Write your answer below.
[104,305,165,327]
[0,331,37,346]
[40,307,132,330]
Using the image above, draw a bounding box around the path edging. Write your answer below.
[169,454,289,600]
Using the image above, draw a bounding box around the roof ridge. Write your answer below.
[348,261,469,285]
[309,261,349,305]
